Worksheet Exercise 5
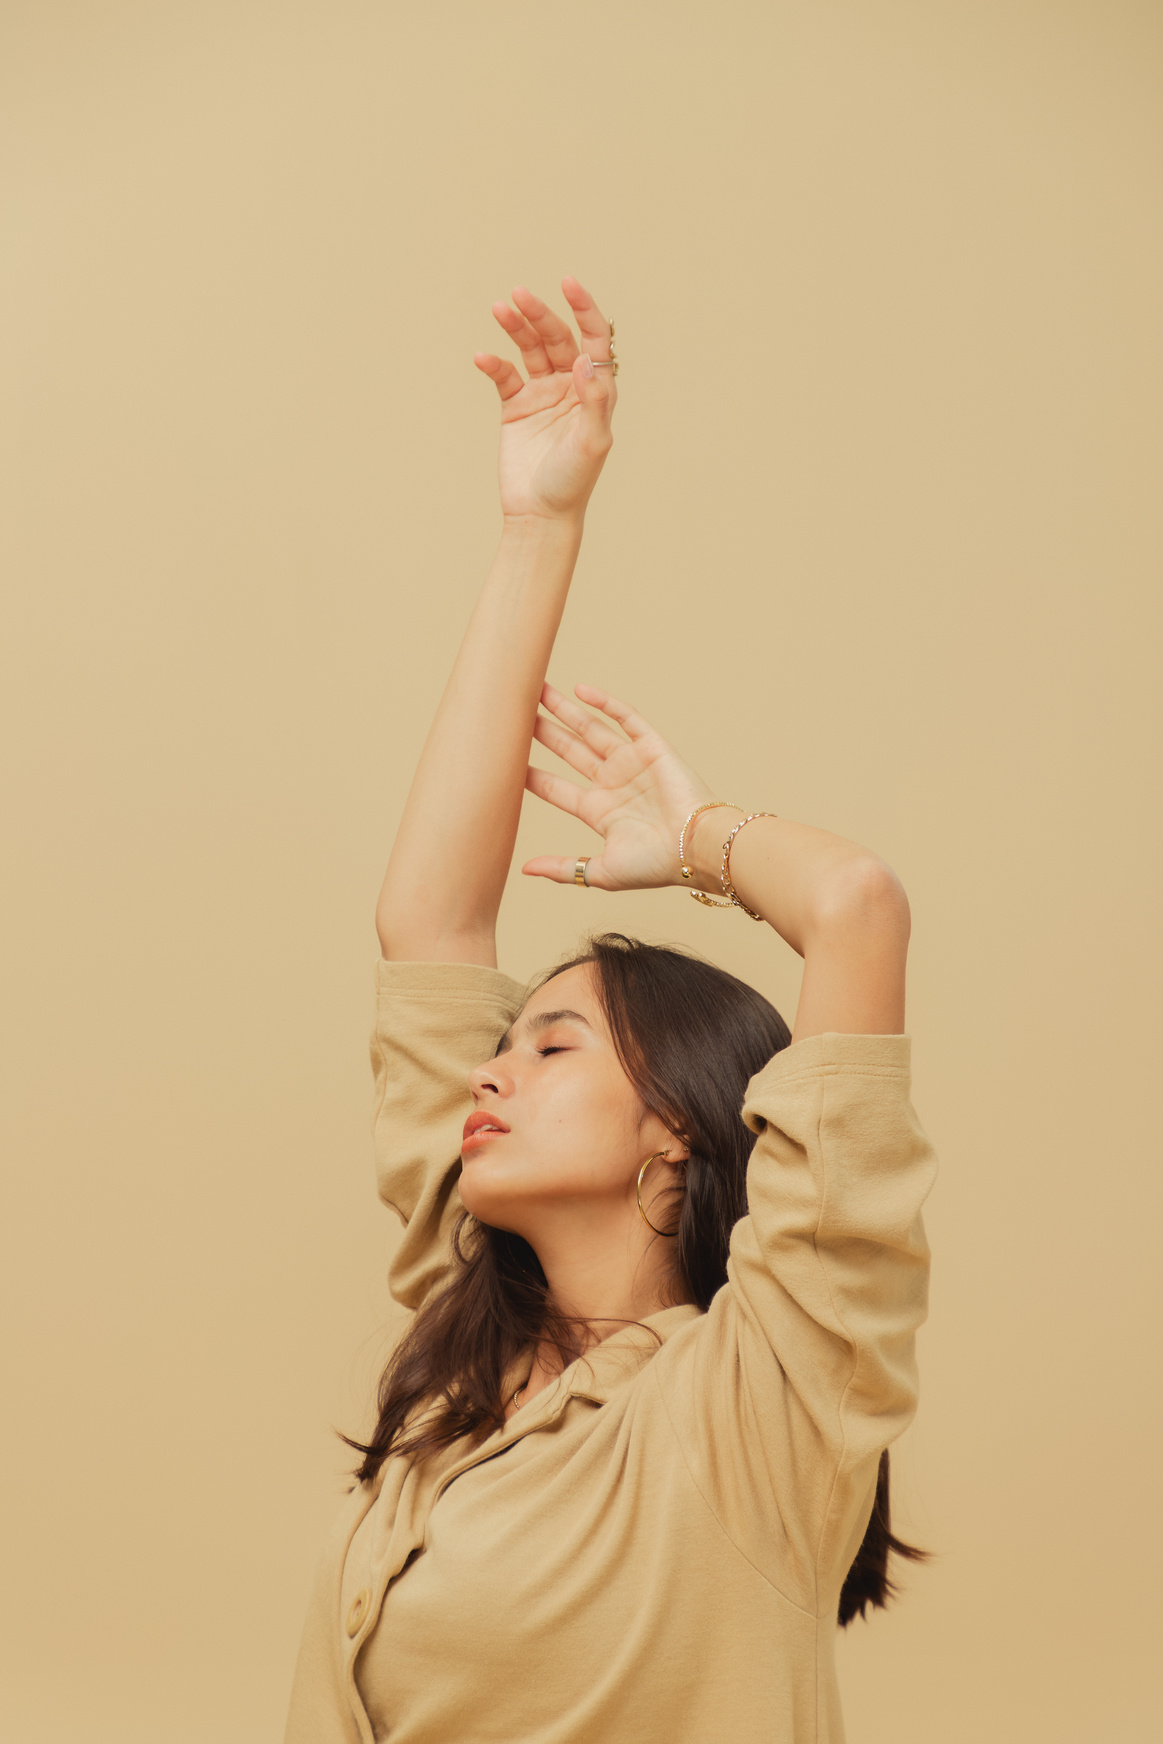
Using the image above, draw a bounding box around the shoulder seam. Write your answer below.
[751,1064,907,1090]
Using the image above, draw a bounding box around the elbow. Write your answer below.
[375,896,498,968]
[809,856,911,948]
[375,892,399,959]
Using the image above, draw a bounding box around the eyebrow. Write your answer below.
[495,1009,592,1055]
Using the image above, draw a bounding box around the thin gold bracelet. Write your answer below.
[720,812,779,920]
[679,802,741,908]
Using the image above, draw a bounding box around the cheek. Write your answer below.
[526,1062,642,1180]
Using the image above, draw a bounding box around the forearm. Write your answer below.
[377,514,583,963]
[684,809,910,1040]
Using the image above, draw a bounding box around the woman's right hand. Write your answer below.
[522,682,720,893]
[474,278,618,523]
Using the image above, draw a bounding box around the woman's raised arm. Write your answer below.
[376,279,617,966]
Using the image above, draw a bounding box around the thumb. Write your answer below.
[522,854,610,889]
[571,353,615,449]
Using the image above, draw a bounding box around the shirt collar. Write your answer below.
[549,1302,704,1406]
[429,1305,705,1499]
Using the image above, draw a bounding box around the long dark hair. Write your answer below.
[346,932,925,1624]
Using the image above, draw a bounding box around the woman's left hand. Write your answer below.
[522,683,719,891]
[475,278,617,524]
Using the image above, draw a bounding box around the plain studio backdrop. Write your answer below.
[2,2,1160,1740]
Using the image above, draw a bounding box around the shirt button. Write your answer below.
[346,1590,370,1637]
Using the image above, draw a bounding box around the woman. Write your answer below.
[285,278,936,1744]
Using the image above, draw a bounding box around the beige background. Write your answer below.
[2,2,1160,1739]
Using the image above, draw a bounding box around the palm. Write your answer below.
[523,683,718,893]
[496,375,595,520]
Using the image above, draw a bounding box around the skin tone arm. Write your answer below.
[376,279,617,967]
[684,807,909,1039]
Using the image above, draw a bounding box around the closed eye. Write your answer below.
[537,1045,568,1056]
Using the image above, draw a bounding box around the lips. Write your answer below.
[462,1110,511,1144]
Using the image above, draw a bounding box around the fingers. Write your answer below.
[482,279,615,414]
[540,681,624,757]
[491,301,553,378]
[523,768,605,886]
[570,353,616,450]
[561,276,614,364]
[573,682,653,742]
[512,285,580,373]
[524,763,585,818]
[473,352,525,402]
[532,711,604,780]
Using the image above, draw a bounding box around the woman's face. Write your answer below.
[459,963,681,1237]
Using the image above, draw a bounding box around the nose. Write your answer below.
[468,1053,510,1099]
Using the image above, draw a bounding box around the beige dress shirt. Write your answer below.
[285,959,937,1744]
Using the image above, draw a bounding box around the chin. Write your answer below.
[459,1174,543,1239]
[457,1163,510,1225]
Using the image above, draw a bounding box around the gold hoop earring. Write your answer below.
[637,1152,679,1237]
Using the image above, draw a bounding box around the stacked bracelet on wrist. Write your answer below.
[678,804,779,921]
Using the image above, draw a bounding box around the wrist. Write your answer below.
[500,510,586,547]
[679,803,744,893]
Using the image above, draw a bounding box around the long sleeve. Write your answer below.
[653,1031,937,1613]
[370,959,526,1310]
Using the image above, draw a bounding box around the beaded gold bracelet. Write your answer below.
[678,804,778,917]
[679,801,740,908]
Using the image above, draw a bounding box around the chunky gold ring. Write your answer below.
[574,857,590,887]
